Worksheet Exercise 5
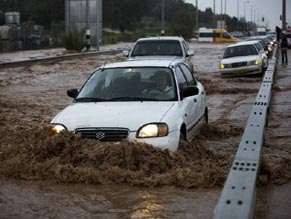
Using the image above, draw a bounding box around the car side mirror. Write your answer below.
[182,86,199,98]
[67,88,78,98]
[218,55,223,59]
[187,50,194,56]
[122,50,130,57]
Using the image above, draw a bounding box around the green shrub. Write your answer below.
[63,26,86,52]
[102,28,165,45]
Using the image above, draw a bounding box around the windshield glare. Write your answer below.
[76,67,178,101]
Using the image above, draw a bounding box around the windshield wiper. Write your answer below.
[75,97,106,102]
[108,97,158,101]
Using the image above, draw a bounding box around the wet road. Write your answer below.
[0,178,221,219]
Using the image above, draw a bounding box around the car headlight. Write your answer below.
[249,60,259,65]
[220,63,231,69]
[137,123,168,138]
[51,124,67,133]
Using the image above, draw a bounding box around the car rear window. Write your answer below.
[131,40,183,57]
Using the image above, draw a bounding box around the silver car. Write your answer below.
[123,36,195,73]
[219,40,269,77]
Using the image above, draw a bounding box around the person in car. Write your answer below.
[153,71,172,93]
[146,71,175,98]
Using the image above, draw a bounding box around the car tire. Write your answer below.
[261,66,265,74]
[204,107,208,125]
[178,130,187,151]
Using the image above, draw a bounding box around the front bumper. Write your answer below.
[220,65,262,77]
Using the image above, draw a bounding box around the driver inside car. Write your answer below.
[154,71,172,92]
[146,70,175,99]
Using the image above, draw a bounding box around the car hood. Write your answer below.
[221,55,260,64]
[51,101,175,131]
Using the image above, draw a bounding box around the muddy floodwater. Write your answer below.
[0,42,291,219]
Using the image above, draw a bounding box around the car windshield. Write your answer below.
[76,67,178,102]
[223,45,258,58]
[131,40,183,57]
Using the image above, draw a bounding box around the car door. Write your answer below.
[179,63,205,120]
[174,64,202,139]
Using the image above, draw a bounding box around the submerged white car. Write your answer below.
[50,59,208,151]
[219,40,269,77]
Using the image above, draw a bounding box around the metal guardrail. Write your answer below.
[213,47,278,219]
[0,49,122,69]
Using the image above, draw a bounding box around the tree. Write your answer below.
[0,0,250,43]
[169,8,194,39]
[103,0,150,32]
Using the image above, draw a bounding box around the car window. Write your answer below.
[77,67,178,101]
[175,65,188,91]
[258,40,266,48]
[178,64,197,86]
[223,44,257,58]
[222,32,231,39]
[248,38,266,48]
[182,41,188,55]
[76,69,110,98]
[244,45,257,55]
[223,46,239,58]
[131,40,183,57]
[254,43,264,53]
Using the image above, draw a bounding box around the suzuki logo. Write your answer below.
[96,132,105,140]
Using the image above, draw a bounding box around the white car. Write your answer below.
[123,36,195,73]
[50,59,208,151]
[219,40,269,77]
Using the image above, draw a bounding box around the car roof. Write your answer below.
[250,35,266,38]
[135,36,185,42]
[101,59,180,69]
[248,36,268,41]
[242,40,261,44]
[226,40,258,48]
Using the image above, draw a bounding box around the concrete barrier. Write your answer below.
[213,46,278,219]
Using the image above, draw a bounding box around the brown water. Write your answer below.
[0,43,291,218]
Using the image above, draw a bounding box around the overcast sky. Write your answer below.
[184,0,290,31]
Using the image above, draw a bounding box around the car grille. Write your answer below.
[232,62,247,68]
[74,127,129,142]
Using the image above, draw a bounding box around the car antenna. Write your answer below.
[101,62,107,71]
